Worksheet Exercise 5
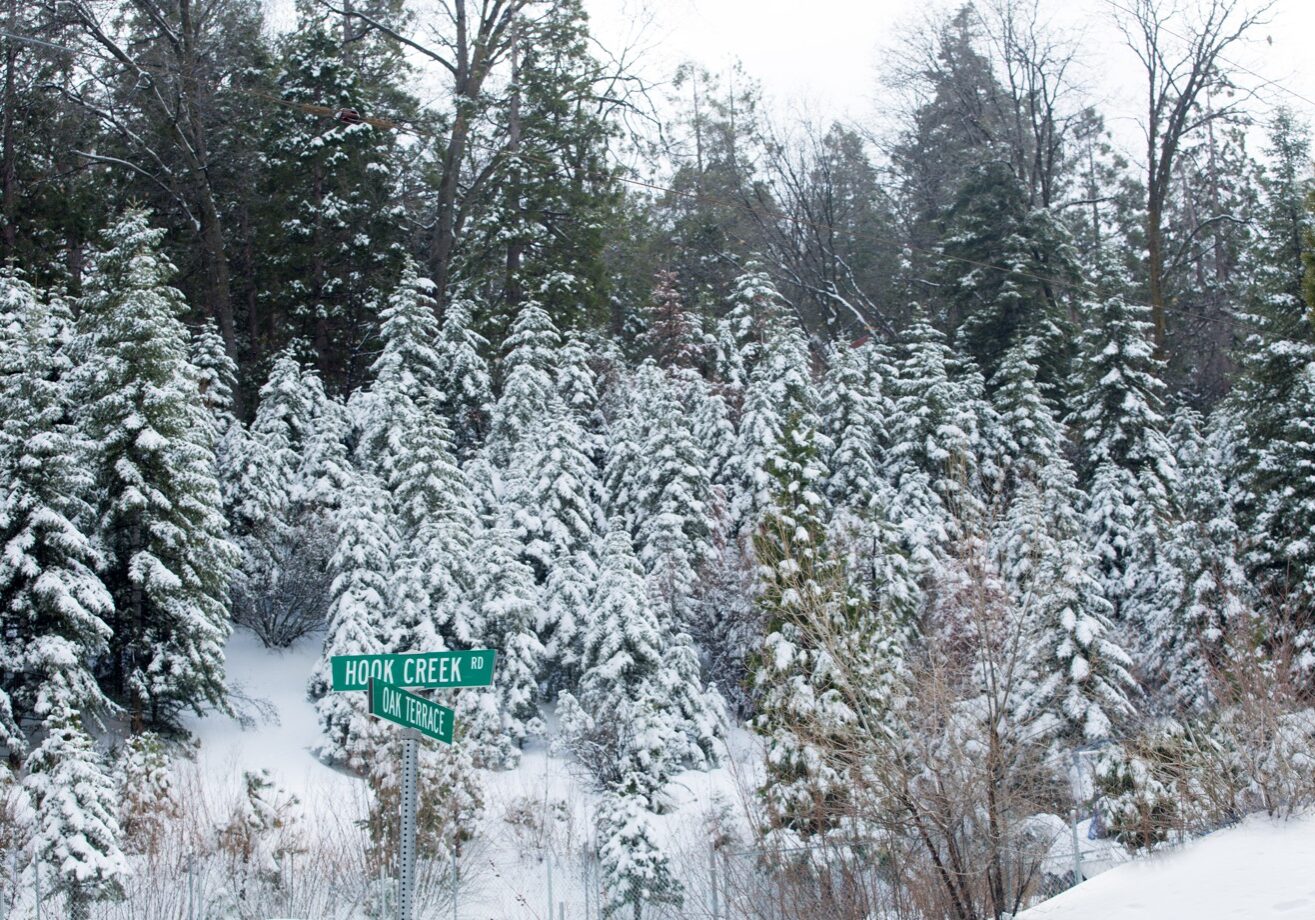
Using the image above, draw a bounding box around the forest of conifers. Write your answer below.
[3,0,1315,917]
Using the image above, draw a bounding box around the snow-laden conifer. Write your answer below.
[0,271,111,748]
[821,339,893,511]
[309,472,395,770]
[597,789,683,919]
[466,523,544,768]
[435,296,494,458]
[24,703,127,913]
[371,258,444,405]
[74,210,236,727]
[487,300,560,466]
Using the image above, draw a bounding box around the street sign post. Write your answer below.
[331,649,496,692]
[331,650,495,920]
[367,678,456,744]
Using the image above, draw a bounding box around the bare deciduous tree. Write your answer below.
[1113,0,1273,352]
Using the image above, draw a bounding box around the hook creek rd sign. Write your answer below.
[329,649,497,691]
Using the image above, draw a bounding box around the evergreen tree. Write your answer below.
[886,318,987,554]
[597,790,683,920]
[466,524,544,768]
[371,259,444,405]
[1069,286,1177,622]
[639,269,705,371]
[568,526,680,805]
[1150,410,1255,708]
[939,160,1078,386]
[254,18,414,383]
[309,473,395,770]
[388,407,475,657]
[190,318,239,441]
[633,369,715,625]
[1068,289,1176,488]
[716,263,792,391]
[733,318,820,535]
[1023,530,1136,742]
[74,211,236,728]
[505,396,601,580]
[1233,110,1315,611]
[820,339,892,512]
[24,704,127,914]
[0,272,111,747]
[487,301,561,466]
[434,295,493,459]
[752,411,853,839]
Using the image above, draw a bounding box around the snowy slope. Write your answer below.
[1018,814,1315,920]
[182,627,753,918]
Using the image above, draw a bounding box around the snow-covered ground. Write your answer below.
[1019,813,1315,920]
[181,628,754,918]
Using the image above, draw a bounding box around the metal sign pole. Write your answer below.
[398,730,420,920]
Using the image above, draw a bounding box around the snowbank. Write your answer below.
[1019,814,1315,920]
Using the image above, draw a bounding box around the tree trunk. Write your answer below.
[0,0,18,259]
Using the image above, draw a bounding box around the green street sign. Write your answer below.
[368,679,455,744]
[330,649,497,692]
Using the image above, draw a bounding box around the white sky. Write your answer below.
[583,0,1315,161]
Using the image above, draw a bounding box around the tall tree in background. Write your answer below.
[59,0,271,376]
[1115,0,1272,355]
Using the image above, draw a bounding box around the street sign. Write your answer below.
[331,649,496,692]
[368,679,456,744]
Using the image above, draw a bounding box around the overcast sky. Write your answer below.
[583,0,1315,162]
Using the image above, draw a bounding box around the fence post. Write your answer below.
[1070,809,1084,887]
[710,844,720,920]
[546,854,554,919]
[33,856,39,920]
[452,849,458,920]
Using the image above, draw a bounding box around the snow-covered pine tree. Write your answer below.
[255,17,413,382]
[601,364,658,534]
[74,210,236,728]
[1256,362,1315,670]
[886,317,987,557]
[541,551,594,692]
[1022,530,1136,742]
[596,789,683,920]
[371,258,444,405]
[1068,285,1177,488]
[565,525,680,806]
[732,316,821,535]
[820,338,893,513]
[387,405,475,657]
[465,523,544,768]
[752,410,854,840]
[24,702,127,916]
[434,295,494,459]
[1068,284,1177,623]
[189,318,239,445]
[639,269,705,371]
[557,332,602,425]
[1149,409,1257,706]
[486,300,561,466]
[633,367,714,624]
[0,270,111,750]
[505,394,601,580]
[715,262,791,390]
[309,472,395,770]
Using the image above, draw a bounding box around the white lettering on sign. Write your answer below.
[346,658,397,687]
[398,655,462,688]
